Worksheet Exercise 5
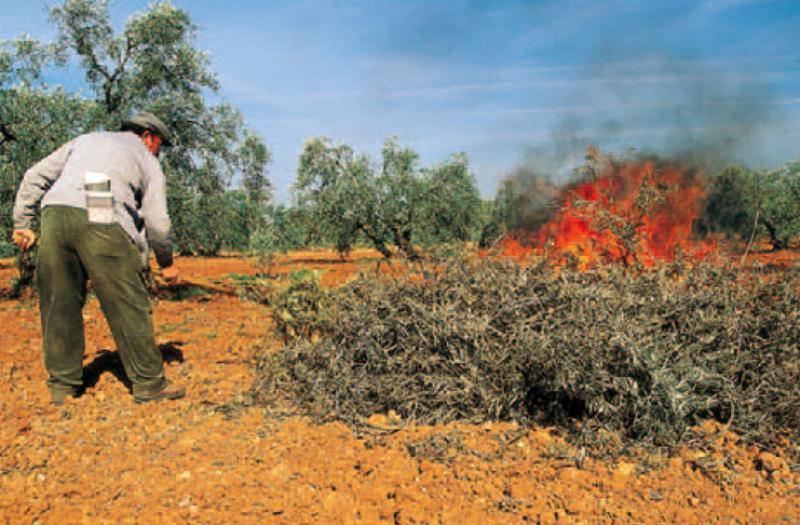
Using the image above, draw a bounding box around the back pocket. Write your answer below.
[86,224,133,257]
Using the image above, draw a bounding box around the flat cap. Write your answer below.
[121,111,173,147]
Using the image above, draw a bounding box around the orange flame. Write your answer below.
[500,156,716,269]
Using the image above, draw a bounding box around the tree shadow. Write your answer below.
[80,341,185,395]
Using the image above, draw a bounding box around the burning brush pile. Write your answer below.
[488,147,718,269]
[255,255,800,451]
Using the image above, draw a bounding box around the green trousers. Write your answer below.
[37,206,165,398]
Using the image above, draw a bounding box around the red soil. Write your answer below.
[0,252,797,523]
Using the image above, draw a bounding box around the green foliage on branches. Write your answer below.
[415,153,482,245]
[0,38,93,240]
[700,162,800,250]
[754,161,800,249]
[250,204,308,255]
[293,136,481,258]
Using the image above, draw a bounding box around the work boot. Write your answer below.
[49,385,79,406]
[133,379,185,403]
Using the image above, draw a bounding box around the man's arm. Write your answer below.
[140,157,174,270]
[12,140,75,232]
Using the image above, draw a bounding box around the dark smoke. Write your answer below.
[498,167,559,233]
[499,50,785,233]
[564,50,779,169]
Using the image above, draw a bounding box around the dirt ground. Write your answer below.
[0,251,797,524]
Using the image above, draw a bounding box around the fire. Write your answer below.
[500,152,717,269]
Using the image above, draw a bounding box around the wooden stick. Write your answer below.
[740,208,760,266]
[159,276,239,296]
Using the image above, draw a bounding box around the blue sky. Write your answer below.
[2,0,799,201]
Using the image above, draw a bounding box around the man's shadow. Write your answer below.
[80,341,185,394]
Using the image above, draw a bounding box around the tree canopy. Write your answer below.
[293,136,482,258]
[700,162,800,250]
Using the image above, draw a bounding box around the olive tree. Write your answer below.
[700,162,800,250]
[0,37,97,256]
[293,136,481,258]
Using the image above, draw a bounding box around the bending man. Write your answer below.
[12,111,185,404]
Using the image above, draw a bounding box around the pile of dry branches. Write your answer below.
[255,257,800,449]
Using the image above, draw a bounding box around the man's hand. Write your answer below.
[12,229,37,251]
[160,265,180,284]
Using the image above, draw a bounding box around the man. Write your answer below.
[12,111,185,405]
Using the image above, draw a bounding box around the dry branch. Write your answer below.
[255,257,800,453]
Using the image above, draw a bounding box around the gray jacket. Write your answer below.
[12,131,173,268]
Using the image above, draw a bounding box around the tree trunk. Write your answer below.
[355,221,393,259]
[762,219,787,251]
[393,225,419,260]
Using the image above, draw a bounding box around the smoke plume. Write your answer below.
[501,49,785,234]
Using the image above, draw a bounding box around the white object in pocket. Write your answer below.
[84,172,114,223]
